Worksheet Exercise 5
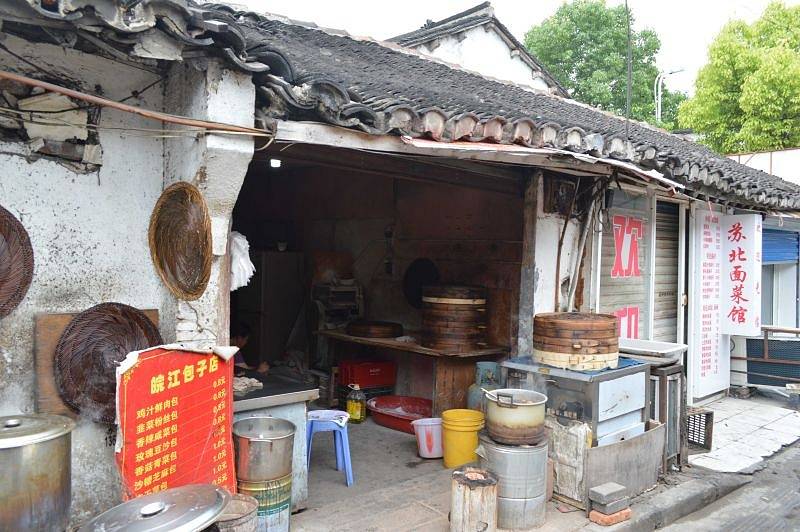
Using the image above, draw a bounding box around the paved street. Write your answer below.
[664,443,800,531]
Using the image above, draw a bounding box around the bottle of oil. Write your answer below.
[345,384,367,423]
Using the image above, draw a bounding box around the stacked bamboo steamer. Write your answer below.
[532,313,619,371]
[421,285,488,353]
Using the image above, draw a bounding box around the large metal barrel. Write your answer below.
[0,414,75,532]
[421,285,488,353]
[533,312,619,371]
[476,432,547,499]
[233,417,295,481]
[238,474,292,532]
[476,432,547,530]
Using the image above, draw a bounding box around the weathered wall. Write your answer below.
[0,39,254,524]
[163,60,255,347]
[0,35,168,522]
[411,25,551,91]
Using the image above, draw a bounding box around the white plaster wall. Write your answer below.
[532,182,582,315]
[414,26,551,91]
[163,60,255,347]
[0,36,170,523]
[729,149,800,185]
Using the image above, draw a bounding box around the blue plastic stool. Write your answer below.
[306,410,354,486]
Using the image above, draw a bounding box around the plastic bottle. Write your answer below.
[346,384,367,423]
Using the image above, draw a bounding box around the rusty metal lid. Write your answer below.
[79,484,230,532]
[0,414,75,449]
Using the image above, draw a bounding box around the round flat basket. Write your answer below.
[148,182,212,301]
[0,204,34,318]
[54,303,162,423]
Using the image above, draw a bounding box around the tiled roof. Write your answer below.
[4,0,800,209]
[388,2,568,96]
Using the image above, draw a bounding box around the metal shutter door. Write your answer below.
[763,229,799,264]
[653,202,680,342]
[599,190,651,339]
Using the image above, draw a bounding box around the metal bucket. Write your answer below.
[233,417,295,481]
[238,474,292,532]
[475,432,547,499]
[0,414,75,532]
[213,493,259,532]
[497,493,546,530]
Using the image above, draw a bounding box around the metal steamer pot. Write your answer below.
[0,414,76,532]
[483,388,547,445]
[475,432,547,500]
[79,484,230,532]
[232,416,296,481]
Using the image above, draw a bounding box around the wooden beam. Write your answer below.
[516,170,540,357]
[255,143,524,195]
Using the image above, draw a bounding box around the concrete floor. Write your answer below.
[293,417,594,531]
[293,415,769,531]
[688,395,800,473]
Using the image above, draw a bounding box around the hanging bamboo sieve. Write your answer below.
[0,204,34,318]
[54,302,162,423]
[148,182,212,301]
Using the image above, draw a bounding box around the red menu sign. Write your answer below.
[116,347,235,498]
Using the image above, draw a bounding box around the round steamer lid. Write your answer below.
[79,484,230,532]
[0,414,76,449]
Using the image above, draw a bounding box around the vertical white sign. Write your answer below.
[690,209,730,401]
[720,215,762,336]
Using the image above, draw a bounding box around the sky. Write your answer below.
[222,0,799,95]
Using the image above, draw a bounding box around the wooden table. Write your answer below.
[318,329,508,415]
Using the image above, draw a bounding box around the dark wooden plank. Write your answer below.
[433,357,478,416]
[516,172,539,356]
[316,329,507,359]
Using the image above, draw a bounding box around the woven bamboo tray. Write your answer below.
[0,204,34,318]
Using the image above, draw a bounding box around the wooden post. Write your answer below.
[517,170,541,358]
[450,466,498,532]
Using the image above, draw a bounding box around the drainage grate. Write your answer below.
[687,407,714,451]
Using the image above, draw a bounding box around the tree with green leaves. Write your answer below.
[678,2,800,153]
[524,0,685,127]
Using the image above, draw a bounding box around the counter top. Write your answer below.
[318,329,508,358]
[233,371,319,412]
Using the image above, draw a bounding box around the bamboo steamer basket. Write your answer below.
[421,285,488,353]
[532,313,619,371]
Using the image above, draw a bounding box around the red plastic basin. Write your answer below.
[366,395,433,434]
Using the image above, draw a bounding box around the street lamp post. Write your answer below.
[654,69,684,123]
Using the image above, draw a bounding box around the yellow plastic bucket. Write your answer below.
[441,409,485,468]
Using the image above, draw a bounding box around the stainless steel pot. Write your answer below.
[232,417,295,481]
[483,388,547,445]
[475,432,547,499]
[79,483,229,532]
[0,414,76,532]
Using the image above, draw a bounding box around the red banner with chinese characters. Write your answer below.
[116,347,235,498]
